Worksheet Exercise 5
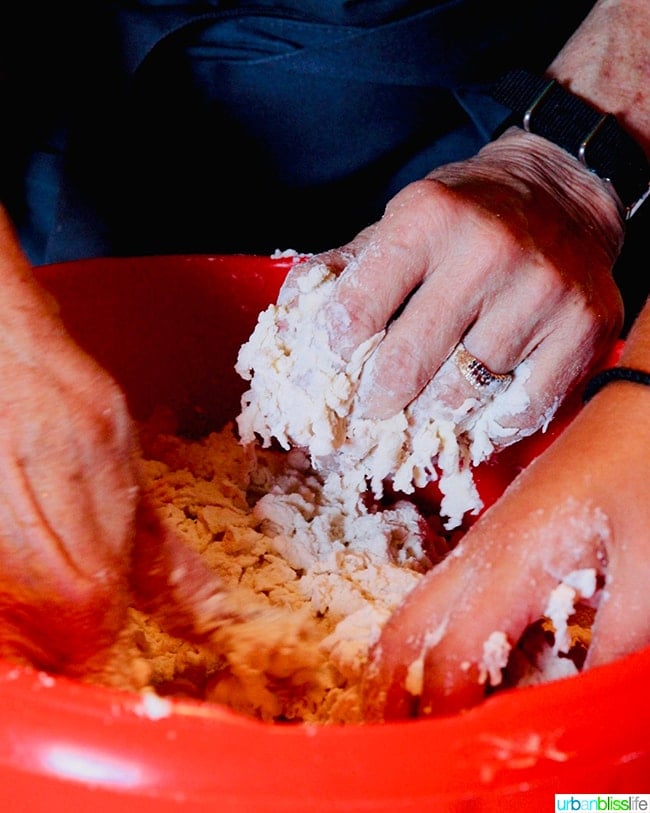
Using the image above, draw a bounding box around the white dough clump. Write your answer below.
[545,568,598,655]
[510,568,600,689]
[236,261,531,529]
[479,631,512,687]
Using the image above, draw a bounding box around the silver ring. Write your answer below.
[453,343,513,395]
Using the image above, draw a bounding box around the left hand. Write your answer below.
[361,377,650,719]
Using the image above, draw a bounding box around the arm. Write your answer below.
[362,295,650,719]
[0,205,139,674]
[279,0,649,442]
[547,0,650,156]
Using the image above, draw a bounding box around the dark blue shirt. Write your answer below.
[2,2,594,263]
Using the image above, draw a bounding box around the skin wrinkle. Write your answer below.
[240,261,530,528]
[1,0,645,696]
[16,463,89,582]
[325,0,650,719]
[549,0,650,154]
[361,448,630,720]
[0,208,138,672]
[0,440,109,589]
[324,296,377,361]
[8,366,136,565]
[466,132,623,248]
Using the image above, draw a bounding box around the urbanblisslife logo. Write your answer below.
[555,796,649,811]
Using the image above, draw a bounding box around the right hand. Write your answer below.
[279,128,625,445]
[0,211,139,675]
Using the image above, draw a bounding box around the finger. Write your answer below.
[286,181,453,361]
[362,553,473,721]
[353,268,480,418]
[350,224,544,419]
[457,264,570,372]
[418,494,613,717]
[364,494,607,721]
[363,536,535,720]
[13,380,138,571]
[0,437,133,669]
[482,304,620,443]
[276,248,349,305]
[354,254,590,421]
[381,280,618,443]
[0,359,138,670]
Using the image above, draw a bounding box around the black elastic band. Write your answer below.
[491,69,650,218]
[583,367,650,403]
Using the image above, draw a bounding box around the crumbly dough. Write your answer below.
[84,259,591,722]
[105,422,440,723]
[476,570,598,689]
[236,261,532,529]
[92,420,595,724]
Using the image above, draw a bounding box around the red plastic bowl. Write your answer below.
[0,255,646,812]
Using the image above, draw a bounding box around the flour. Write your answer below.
[236,261,531,529]
[88,419,598,722]
[479,631,512,687]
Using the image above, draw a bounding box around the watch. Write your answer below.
[491,69,650,220]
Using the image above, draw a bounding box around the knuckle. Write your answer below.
[384,180,448,238]
[375,333,432,397]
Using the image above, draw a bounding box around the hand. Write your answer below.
[362,371,650,719]
[0,213,258,678]
[0,214,139,676]
[280,127,625,444]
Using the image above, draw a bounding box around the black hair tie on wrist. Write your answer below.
[583,366,650,403]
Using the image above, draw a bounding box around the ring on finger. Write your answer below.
[453,342,514,396]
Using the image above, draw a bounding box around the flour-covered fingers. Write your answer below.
[363,491,609,720]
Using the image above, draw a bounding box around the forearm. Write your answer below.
[548,0,650,157]
[0,205,33,287]
[0,204,62,340]
[618,295,650,368]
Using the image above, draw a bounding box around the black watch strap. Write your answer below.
[492,69,650,220]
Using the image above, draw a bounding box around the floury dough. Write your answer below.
[105,422,594,723]
[110,423,437,723]
[236,261,533,529]
[87,259,590,723]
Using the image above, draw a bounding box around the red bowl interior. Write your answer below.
[0,254,645,812]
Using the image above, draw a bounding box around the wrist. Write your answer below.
[584,366,650,402]
[476,128,625,262]
[491,68,650,221]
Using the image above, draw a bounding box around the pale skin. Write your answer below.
[362,298,650,718]
[0,212,233,676]
[0,0,649,685]
[282,0,650,432]
[280,0,650,715]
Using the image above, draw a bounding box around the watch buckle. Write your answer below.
[626,184,650,220]
[522,79,555,133]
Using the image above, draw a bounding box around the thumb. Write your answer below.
[363,498,607,720]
